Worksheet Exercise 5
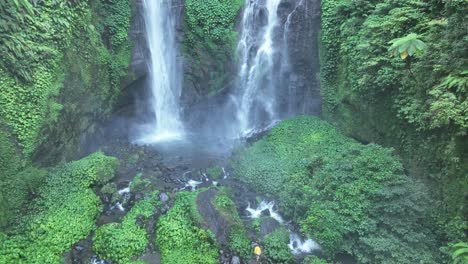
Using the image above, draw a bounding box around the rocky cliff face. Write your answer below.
[280,0,321,115]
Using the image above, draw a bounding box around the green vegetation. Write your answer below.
[232,116,437,263]
[93,192,160,263]
[452,242,468,264]
[207,166,224,180]
[184,0,243,95]
[302,256,331,264]
[0,152,118,263]
[262,229,294,264]
[213,188,251,258]
[156,191,219,264]
[0,0,132,159]
[131,173,154,193]
[320,0,467,260]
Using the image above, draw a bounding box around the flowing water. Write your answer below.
[138,0,184,143]
[236,0,312,137]
[236,0,283,135]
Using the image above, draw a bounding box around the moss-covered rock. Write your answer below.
[156,191,219,264]
[0,152,118,263]
[182,0,243,98]
[93,192,160,263]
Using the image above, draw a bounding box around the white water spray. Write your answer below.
[288,233,320,255]
[236,0,283,135]
[246,200,284,224]
[138,0,184,143]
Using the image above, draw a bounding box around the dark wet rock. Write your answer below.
[260,209,270,218]
[161,204,170,214]
[154,170,163,178]
[140,252,161,264]
[231,255,241,264]
[136,215,145,227]
[260,217,281,237]
[159,192,169,203]
[146,216,157,235]
[134,192,143,200]
[197,188,231,245]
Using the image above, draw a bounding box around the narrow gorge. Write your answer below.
[0,0,466,264]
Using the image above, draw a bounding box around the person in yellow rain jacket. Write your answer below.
[254,243,262,262]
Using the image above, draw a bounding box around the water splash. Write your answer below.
[185,179,202,191]
[117,186,130,196]
[246,200,284,224]
[138,0,184,143]
[288,233,320,255]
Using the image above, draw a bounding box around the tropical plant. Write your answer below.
[388,33,427,60]
[452,242,468,264]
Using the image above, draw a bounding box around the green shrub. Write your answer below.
[206,166,224,180]
[302,256,331,264]
[131,173,154,193]
[0,152,118,263]
[232,116,437,263]
[93,192,160,263]
[262,229,294,264]
[156,191,218,264]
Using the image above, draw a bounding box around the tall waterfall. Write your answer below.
[138,0,184,143]
[234,0,318,136]
[236,0,283,135]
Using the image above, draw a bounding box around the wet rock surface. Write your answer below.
[197,188,231,245]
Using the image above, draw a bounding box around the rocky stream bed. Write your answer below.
[64,128,321,264]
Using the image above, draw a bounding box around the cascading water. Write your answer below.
[236,0,283,135]
[234,0,319,136]
[137,0,184,143]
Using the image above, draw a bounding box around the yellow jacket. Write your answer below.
[254,246,262,255]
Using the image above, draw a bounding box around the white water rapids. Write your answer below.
[246,199,320,255]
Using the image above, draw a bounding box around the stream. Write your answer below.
[66,128,321,264]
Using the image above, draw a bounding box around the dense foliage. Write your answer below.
[0,0,132,160]
[184,0,243,95]
[262,229,294,264]
[232,116,437,263]
[0,152,118,263]
[156,191,219,264]
[93,192,160,263]
[320,0,467,258]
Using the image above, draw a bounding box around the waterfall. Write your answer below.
[138,0,184,143]
[234,0,316,136]
[236,0,283,135]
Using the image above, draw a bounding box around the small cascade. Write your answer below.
[246,200,284,224]
[137,0,184,143]
[246,199,320,256]
[288,233,320,255]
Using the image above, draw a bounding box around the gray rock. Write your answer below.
[159,192,169,203]
[260,218,281,237]
[231,256,241,264]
